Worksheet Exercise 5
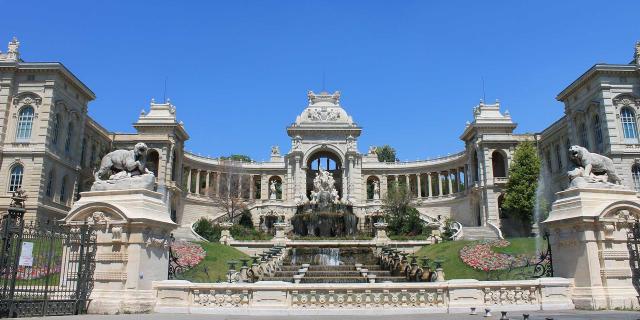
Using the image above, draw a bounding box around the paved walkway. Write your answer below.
[23,310,640,320]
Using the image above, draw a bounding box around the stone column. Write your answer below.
[448,170,453,194]
[238,175,243,198]
[205,170,210,197]
[260,175,268,200]
[403,174,409,191]
[416,174,422,198]
[427,172,433,197]
[380,175,388,199]
[195,170,201,195]
[249,175,254,200]
[186,168,192,193]
[214,172,220,197]
[437,172,443,196]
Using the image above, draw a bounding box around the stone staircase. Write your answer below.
[172,225,200,241]
[461,226,500,240]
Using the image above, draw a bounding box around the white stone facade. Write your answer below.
[2,38,639,239]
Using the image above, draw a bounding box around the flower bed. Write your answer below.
[459,239,530,271]
[172,241,206,272]
[16,263,61,280]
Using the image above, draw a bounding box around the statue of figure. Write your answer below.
[91,142,155,191]
[292,138,301,150]
[271,145,280,156]
[373,180,380,200]
[568,145,621,185]
[269,180,277,200]
[310,167,340,206]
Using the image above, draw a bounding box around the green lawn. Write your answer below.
[415,237,539,280]
[178,242,249,283]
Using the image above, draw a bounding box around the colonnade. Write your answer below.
[368,166,467,200]
[182,167,281,200]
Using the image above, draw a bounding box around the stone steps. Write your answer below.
[461,226,500,240]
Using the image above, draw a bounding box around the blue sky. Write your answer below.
[1,1,639,161]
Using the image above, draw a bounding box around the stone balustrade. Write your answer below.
[153,278,573,315]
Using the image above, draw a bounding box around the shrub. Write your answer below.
[193,218,221,242]
[238,209,254,229]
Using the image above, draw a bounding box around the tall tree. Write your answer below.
[376,145,398,162]
[211,160,252,221]
[501,141,541,224]
[383,181,423,235]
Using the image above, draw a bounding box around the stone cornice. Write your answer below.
[556,64,639,102]
[0,61,96,100]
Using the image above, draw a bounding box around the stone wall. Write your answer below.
[153,278,573,315]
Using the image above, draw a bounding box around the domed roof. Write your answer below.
[291,91,356,127]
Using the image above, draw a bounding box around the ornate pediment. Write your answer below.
[612,93,640,107]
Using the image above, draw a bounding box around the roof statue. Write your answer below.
[0,37,20,62]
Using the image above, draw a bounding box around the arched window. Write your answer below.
[46,170,54,197]
[621,107,638,141]
[579,123,589,150]
[146,149,160,177]
[8,164,23,192]
[633,164,640,191]
[555,144,563,170]
[51,114,60,145]
[16,106,34,140]
[59,176,67,203]
[593,115,603,152]
[491,151,506,177]
[64,123,73,153]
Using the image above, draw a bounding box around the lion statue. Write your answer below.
[94,142,151,181]
[568,145,621,184]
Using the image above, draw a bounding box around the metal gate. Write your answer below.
[0,191,96,318]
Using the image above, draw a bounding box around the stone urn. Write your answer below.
[373,222,389,245]
[219,222,234,245]
[273,222,289,245]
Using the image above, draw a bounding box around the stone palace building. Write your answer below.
[1,37,639,239]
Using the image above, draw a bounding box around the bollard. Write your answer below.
[469,307,477,315]
[484,308,492,317]
[500,311,508,320]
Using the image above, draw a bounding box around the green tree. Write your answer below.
[383,181,423,235]
[220,154,252,162]
[501,141,541,224]
[375,145,398,162]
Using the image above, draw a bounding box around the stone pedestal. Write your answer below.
[219,222,234,245]
[64,189,177,314]
[273,222,288,246]
[373,222,389,246]
[543,187,640,310]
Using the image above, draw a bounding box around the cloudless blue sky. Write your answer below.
[1,1,639,161]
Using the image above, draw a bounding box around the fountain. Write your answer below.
[291,167,358,237]
[263,247,407,283]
